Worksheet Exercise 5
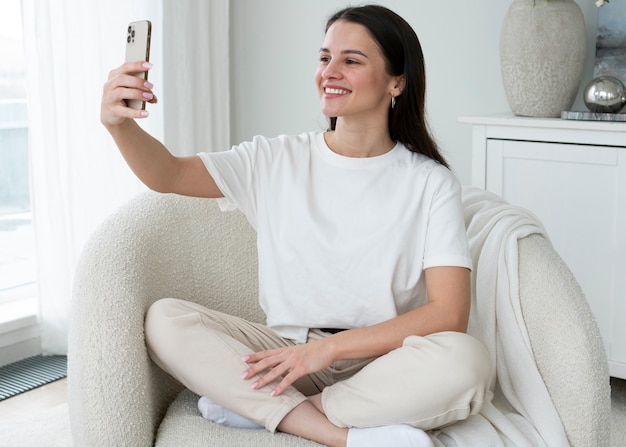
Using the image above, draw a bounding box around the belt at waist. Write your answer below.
[319,328,348,334]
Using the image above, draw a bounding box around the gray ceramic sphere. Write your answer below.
[583,76,626,114]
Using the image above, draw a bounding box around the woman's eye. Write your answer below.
[346,59,359,65]
[320,56,331,63]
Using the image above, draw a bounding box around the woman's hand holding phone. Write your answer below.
[101,20,155,128]
[100,61,157,128]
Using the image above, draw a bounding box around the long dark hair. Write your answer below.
[325,5,448,168]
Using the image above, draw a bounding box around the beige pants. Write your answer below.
[145,298,491,433]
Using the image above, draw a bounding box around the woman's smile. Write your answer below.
[324,86,351,96]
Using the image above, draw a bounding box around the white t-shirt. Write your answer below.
[198,131,472,343]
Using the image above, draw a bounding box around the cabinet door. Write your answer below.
[486,139,626,375]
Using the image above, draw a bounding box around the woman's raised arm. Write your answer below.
[101,61,223,198]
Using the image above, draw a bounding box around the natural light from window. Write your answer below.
[0,1,37,308]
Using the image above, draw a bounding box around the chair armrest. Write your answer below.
[68,191,259,446]
[518,234,611,447]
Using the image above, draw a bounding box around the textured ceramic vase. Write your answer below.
[500,0,586,117]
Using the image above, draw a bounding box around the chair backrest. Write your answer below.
[154,194,263,323]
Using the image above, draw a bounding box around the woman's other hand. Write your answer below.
[241,341,335,397]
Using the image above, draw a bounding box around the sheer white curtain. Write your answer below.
[21,0,230,354]
[163,1,230,155]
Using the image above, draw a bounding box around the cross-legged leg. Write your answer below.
[145,300,484,446]
[321,331,491,431]
[144,297,308,432]
[279,396,434,447]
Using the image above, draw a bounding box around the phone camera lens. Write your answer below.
[128,26,132,33]
[131,30,135,38]
[127,35,131,43]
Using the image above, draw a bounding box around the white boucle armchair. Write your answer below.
[68,188,610,447]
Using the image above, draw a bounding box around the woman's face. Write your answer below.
[315,20,402,125]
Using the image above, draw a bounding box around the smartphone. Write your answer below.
[124,20,152,110]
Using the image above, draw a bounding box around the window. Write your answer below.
[0,1,38,341]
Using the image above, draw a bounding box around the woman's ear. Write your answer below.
[391,75,406,97]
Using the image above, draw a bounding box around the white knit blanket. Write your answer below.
[433,187,569,447]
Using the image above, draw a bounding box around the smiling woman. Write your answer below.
[101,4,490,447]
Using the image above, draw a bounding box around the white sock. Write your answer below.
[347,424,433,447]
[197,396,263,429]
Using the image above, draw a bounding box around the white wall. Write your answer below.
[230,0,601,184]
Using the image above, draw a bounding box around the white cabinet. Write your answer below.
[459,114,626,379]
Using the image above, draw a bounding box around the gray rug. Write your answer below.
[1,379,625,446]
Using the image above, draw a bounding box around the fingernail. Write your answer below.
[142,92,153,99]
[270,390,277,397]
[142,62,153,69]
[241,355,250,362]
[251,381,259,390]
[241,371,249,380]
[140,110,149,117]
[143,81,154,89]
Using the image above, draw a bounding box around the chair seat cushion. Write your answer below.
[155,389,322,446]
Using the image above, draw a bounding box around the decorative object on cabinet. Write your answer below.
[594,1,626,83]
[500,0,586,118]
[583,76,626,113]
[562,74,626,121]
[459,114,626,381]
[561,109,626,121]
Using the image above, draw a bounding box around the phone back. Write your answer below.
[125,20,152,109]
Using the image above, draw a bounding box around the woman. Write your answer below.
[101,5,490,447]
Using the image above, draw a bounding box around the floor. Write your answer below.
[0,377,67,425]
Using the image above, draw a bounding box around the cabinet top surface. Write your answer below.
[458,113,626,132]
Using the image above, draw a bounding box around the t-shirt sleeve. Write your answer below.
[422,168,472,271]
[197,137,263,228]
